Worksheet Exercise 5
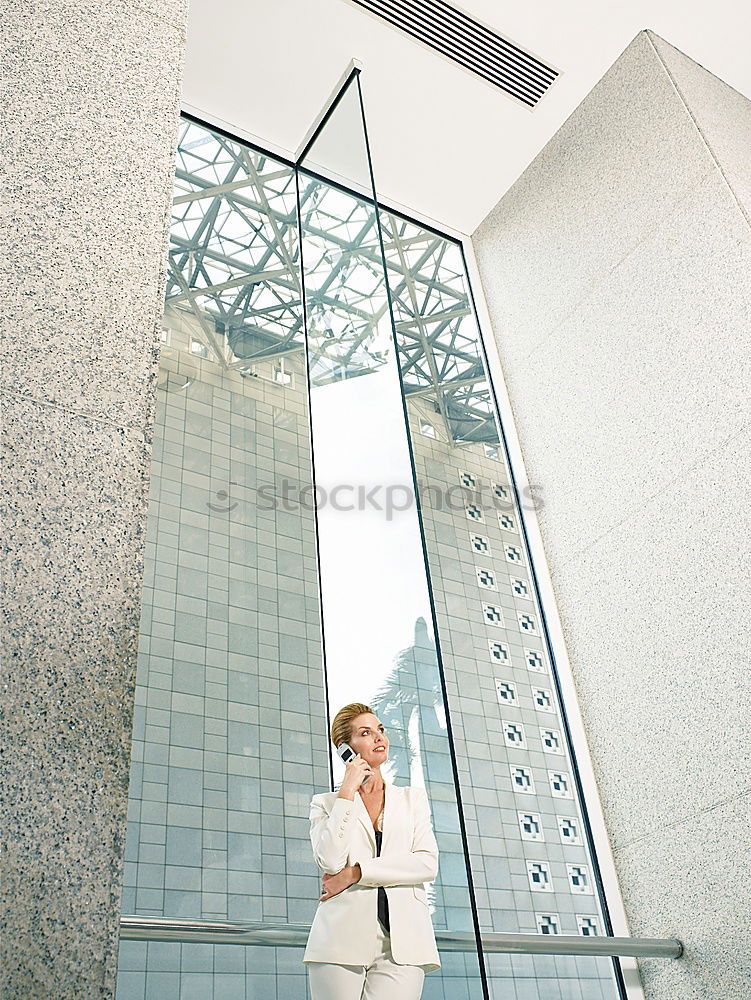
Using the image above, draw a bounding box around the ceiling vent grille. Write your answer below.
[349,0,558,107]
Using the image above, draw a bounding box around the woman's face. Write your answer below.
[348,712,389,769]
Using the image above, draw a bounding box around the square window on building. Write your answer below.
[518,811,544,841]
[482,603,503,627]
[527,861,552,892]
[273,364,293,387]
[540,728,563,754]
[503,721,526,748]
[567,864,593,895]
[524,648,546,673]
[498,512,516,531]
[489,640,510,665]
[476,567,497,590]
[557,817,582,845]
[549,771,573,798]
[509,765,535,794]
[466,503,484,522]
[190,339,209,359]
[505,544,524,565]
[484,445,499,460]
[577,916,599,936]
[493,482,511,504]
[419,421,436,438]
[470,533,491,555]
[496,680,517,705]
[536,913,560,935]
[160,328,171,344]
[532,688,554,713]
[510,576,531,599]
[459,471,477,489]
[518,611,538,635]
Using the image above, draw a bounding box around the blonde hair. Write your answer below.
[331,702,373,748]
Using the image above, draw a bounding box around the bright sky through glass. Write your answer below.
[311,369,432,785]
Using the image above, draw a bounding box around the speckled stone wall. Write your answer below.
[472,30,751,1000]
[1,2,188,997]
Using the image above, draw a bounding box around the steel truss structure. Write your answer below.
[166,119,499,446]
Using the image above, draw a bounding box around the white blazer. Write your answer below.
[303,782,441,972]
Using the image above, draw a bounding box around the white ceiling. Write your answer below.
[182,0,751,235]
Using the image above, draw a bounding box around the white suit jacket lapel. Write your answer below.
[354,789,377,850]
[381,780,393,853]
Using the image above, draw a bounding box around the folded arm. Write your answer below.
[309,796,358,874]
[357,787,439,888]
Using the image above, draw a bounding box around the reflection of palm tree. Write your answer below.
[371,617,449,921]
[370,617,442,785]
[374,625,483,988]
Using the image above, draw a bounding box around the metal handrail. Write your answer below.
[120,916,683,958]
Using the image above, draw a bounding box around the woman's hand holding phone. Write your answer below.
[338,754,373,800]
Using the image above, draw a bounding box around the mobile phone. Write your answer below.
[337,742,371,783]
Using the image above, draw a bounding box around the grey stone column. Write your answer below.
[472,30,751,1000]
[1,2,188,996]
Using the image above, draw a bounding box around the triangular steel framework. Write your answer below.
[166,118,499,447]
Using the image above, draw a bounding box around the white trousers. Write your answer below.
[307,924,425,1000]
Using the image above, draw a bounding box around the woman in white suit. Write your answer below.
[303,701,440,999]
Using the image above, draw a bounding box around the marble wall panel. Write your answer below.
[472,28,751,1000]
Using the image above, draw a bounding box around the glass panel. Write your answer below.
[297,72,373,196]
[379,210,623,1000]
[117,119,327,998]
[118,941,308,999]
[297,73,487,999]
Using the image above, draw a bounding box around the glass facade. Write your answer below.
[380,218,621,997]
[296,74,485,999]
[117,74,625,1000]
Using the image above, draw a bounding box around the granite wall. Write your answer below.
[1,1,188,996]
[472,30,751,1000]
